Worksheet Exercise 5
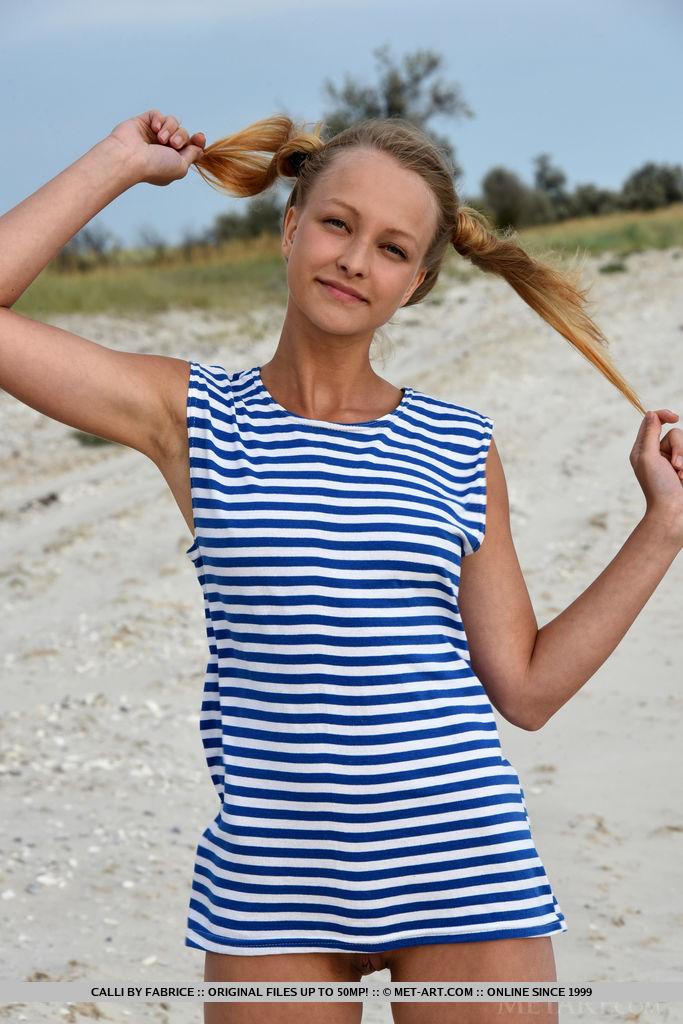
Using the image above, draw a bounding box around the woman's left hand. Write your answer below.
[630,408,683,547]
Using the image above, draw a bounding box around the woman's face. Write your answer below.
[281,148,438,343]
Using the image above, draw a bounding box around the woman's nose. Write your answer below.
[337,248,370,273]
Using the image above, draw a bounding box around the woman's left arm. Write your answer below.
[459,409,683,732]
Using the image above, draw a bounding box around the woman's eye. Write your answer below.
[323,218,406,259]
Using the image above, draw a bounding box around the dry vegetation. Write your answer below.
[12,202,683,319]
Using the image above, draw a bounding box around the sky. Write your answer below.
[1,0,681,250]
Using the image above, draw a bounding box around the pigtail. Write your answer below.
[453,206,645,414]
[192,115,325,198]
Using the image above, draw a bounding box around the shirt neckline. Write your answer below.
[251,365,413,429]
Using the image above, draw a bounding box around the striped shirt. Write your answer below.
[183,361,567,954]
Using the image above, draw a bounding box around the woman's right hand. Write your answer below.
[106,109,206,187]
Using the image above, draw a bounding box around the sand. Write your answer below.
[1,247,682,1022]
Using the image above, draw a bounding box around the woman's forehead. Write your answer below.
[319,147,413,187]
[312,151,436,222]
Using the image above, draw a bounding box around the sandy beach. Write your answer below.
[1,246,682,1022]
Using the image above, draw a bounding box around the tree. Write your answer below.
[620,161,683,210]
[137,224,168,264]
[318,43,474,181]
[51,224,119,273]
[570,183,621,217]
[78,225,117,266]
[212,194,284,244]
[480,167,534,229]
[520,189,556,226]
[243,194,288,237]
[180,226,211,263]
[532,153,572,221]
[52,237,88,273]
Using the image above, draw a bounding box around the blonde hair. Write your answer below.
[194,114,645,414]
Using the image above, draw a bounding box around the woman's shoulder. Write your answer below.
[186,360,257,400]
[410,385,494,432]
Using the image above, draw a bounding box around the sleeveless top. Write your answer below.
[183,361,567,955]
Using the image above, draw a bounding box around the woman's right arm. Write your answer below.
[0,110,205,463]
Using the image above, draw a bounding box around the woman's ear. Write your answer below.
[400,266,427,306]
[281,206,299,263]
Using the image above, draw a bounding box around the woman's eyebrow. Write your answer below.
[322,197,417,245]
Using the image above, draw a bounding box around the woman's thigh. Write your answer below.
[387,935,558,1024]
[203,949,365,1024]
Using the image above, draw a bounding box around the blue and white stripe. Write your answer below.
[183,361,567,954]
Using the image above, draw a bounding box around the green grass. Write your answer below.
[13,203,683,318]
[516,201,683,260]
[16,237,289,318]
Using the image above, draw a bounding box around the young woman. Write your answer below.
[1,108,681,1024]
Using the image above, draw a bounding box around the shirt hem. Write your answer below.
[185,917,567,955]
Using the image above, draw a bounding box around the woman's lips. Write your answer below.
[317,280,366,303]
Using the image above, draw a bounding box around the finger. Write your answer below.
[662,440,683,470]
[158,119,178,143]
[158,116,180,143]
[175,131,205,162]
[638,410,664,458]
[148,111,168,136]
[635,409,654,444]
[661,427,683,469]
[185,135,206,163]
[652,409,679,423]
[169,127,190,148]
[171,126,202,150]
[659,425,683,454]
[181,142,207,167]
[148,109,163,131]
